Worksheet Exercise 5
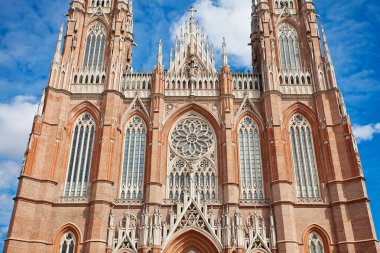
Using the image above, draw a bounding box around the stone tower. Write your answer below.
[4,0,380,253]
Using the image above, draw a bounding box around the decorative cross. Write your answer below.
[188,6,197,19]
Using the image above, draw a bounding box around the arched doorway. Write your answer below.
[163,228,220,253]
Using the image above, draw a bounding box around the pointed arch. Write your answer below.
[64,112,96,197]
[161,104,221,190]
[53,223,82,253]
[303,225,331,253]
[233,97,264,131]
[163,227,221,253]
[162,104,220,138]
[236,116,265,200]
[283,102,318,130]
[166,111,218,202]
[277,22,301,70]
[83,20,107,70]
[120,96,151,129]
[119,115,147,200]
[67,101,101,129]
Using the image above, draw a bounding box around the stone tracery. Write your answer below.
[167,112,218,203]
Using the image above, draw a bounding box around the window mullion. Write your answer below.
[130,129,138,198]
[307,128,320,197]
[304,126,316,197]
[86,35,94,68]
[74,126,87,196]
[247,129,254,197]
[299,127,311,197]
[293,38,300,70]
[288,36,295,69]
[290,128,299,196]
[136,128,143,198]
[80,125,92,196]
[254,129,263,197]
[294,127,306,197]
[69,126,83,196]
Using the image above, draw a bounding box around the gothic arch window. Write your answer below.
[238,117,264,199]
[120,116,147,199]
[309,232,325,253]
[83,22,106,70]
[278,24,301,70]
[167,112,217,202]
[289,114,320,198]
[64,113,95,197]
[59,232,76,253]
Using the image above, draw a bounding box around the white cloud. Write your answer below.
[0,161,20,191]
[352,123,380,143]
[0,225,9,250]
[170,0,252,67]
[0,96,39,160]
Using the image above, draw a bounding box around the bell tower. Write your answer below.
[251,1,379,252]
[49,0,134,91]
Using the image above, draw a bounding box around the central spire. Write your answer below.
[168,7,216,75]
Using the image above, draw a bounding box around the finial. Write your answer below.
[222,37,228,67]
[157,38,163,67]
[321,24,332,65]
[53,21,64,63]
[188,6,197,19]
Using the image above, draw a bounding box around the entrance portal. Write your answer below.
[163,229,220,253]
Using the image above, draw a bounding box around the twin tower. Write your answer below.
[4,0,380,253]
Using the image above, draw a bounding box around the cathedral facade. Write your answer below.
[4,0,380,253]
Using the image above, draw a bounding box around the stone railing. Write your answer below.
[164,73,220,97]
[273,0,296,14]
[232,71,262,99]
[121,72,152,98]
[278,69,314,95]
[71,67,107,85]
[69,68,106,94]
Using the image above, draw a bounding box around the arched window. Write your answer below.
[83,22,106,70]
[238,117,264,199]
[278,24,301,70]
[309,232,325,253]
[64,113,95,197]
[120,116,147,199]
[59,232,76,253]
[289,114,320,198]
[167,112,217,202]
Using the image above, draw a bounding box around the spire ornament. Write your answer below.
[53,21,64,63]
[157,39,163,67]
[222,37,228,67]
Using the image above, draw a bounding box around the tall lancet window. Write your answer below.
[120,116,147,199]
[278,24,301,70]
[64,113,95,197]
[167,112,217,202]
[238,117,264,200]
[83,22,106,70]
[59,232,76,253]
[309,232,325,253]
[289,114,320,198]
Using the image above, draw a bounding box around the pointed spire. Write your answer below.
[53,22,64,63]
[321,24,337,88]
[321,24,332,66]
[157,39,163,67]
[222,37,228,67]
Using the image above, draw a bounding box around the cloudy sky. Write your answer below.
[0,0,380,249]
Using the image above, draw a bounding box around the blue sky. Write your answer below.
[0,0,379,250]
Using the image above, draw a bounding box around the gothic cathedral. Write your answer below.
[4,0,380,253]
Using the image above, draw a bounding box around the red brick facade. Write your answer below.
[4,0,379,253]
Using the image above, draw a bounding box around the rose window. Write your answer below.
[167,112,218,202]
[170,118,214,160]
